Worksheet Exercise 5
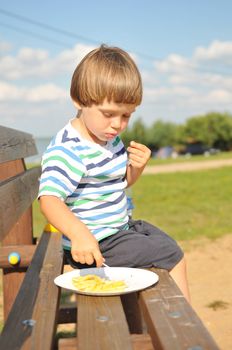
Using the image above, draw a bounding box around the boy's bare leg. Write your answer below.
[169,256,191,303]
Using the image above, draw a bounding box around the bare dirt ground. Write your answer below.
[181,235,232,350]
[144,157,232,174]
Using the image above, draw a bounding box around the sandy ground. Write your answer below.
[181,235,232,350]
[144,157,232,174]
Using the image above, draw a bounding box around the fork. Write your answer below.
[102,262,110,268]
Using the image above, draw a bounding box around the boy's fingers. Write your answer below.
[129,141,146,150]
[72,252,85,264]
[128,151,143,160]
[93,250,104,267]
[128,142,151,157]
[84,253,95,265]
[127,147,143,156]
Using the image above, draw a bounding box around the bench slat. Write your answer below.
[0,126,38,162]
[58,334,154,350]
[0,167,41,240]
[77,295,133,350]
[0,231,64,350]
[140,268,220,350]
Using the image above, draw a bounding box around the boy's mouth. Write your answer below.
[105,133,118,139]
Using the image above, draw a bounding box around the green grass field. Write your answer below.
[32,199,47,237]
[132,166,232,240]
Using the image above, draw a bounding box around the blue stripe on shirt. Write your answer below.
[42,166,80,187]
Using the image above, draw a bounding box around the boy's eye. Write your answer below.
[103,112,112,117]
[123,114,131,119]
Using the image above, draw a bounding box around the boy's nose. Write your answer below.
[111,116,121,129]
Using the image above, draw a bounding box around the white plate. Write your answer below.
[54,267,159,296]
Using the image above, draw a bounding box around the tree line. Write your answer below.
[121,112,232,152]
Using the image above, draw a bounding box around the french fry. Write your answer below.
[72,274,127,292]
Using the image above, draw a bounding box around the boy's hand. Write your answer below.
[127,141,151,168]
[71,232,104,267]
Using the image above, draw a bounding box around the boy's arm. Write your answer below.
[126,141,151,187]
[39,196,104,267]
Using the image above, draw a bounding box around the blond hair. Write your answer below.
[70,44,142,106]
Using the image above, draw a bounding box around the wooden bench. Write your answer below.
[0,125,220,350]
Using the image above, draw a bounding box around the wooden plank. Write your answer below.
[27,232,64,350]
[2,207,35,318]
[3,268,28,320]
[120,292,143,333]
[130,334,153,350]
[0,245,36,268]
[0,125,38,162]
[58,334,154,350]
[59,338,78,350]
[0,166,41,240]
[77,295,133,350]
[0,159,26,181]
[0,231,64,350]
[0,158,36,318]
[139,268,220,350]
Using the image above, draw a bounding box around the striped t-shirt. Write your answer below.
[38,121,129,249]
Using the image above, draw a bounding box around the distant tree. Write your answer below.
[121,128,133,148]
[121,118,148,147]
[146,120,179,150]
[122,111,232,152]
[183,112,232,150]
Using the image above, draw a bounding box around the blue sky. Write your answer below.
[1,0,232,137]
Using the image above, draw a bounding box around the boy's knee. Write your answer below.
[170,254,187,273]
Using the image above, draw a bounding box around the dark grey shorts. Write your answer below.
[64,219,184,271]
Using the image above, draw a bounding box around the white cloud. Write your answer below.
[206,89,232,104]
[0,43,94,80]
[0,81,22,100]
[57,43,96,74]
[154,54,191,73]
[144,86,193,103]
[0,81,68,101]
[26,84,68,102]
[0,38,232,135]
[18,47,49,62]
[146,40,232,113]
[194,40,232,64]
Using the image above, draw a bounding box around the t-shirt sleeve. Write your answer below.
[38,144,85,201]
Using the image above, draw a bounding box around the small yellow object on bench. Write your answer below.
[72,274,127,292]
[44,223,60,233]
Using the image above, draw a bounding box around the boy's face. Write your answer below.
[76,99,136,145]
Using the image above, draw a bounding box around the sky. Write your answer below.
[0,0,232,137]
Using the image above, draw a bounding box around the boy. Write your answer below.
[38,44,190,302]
